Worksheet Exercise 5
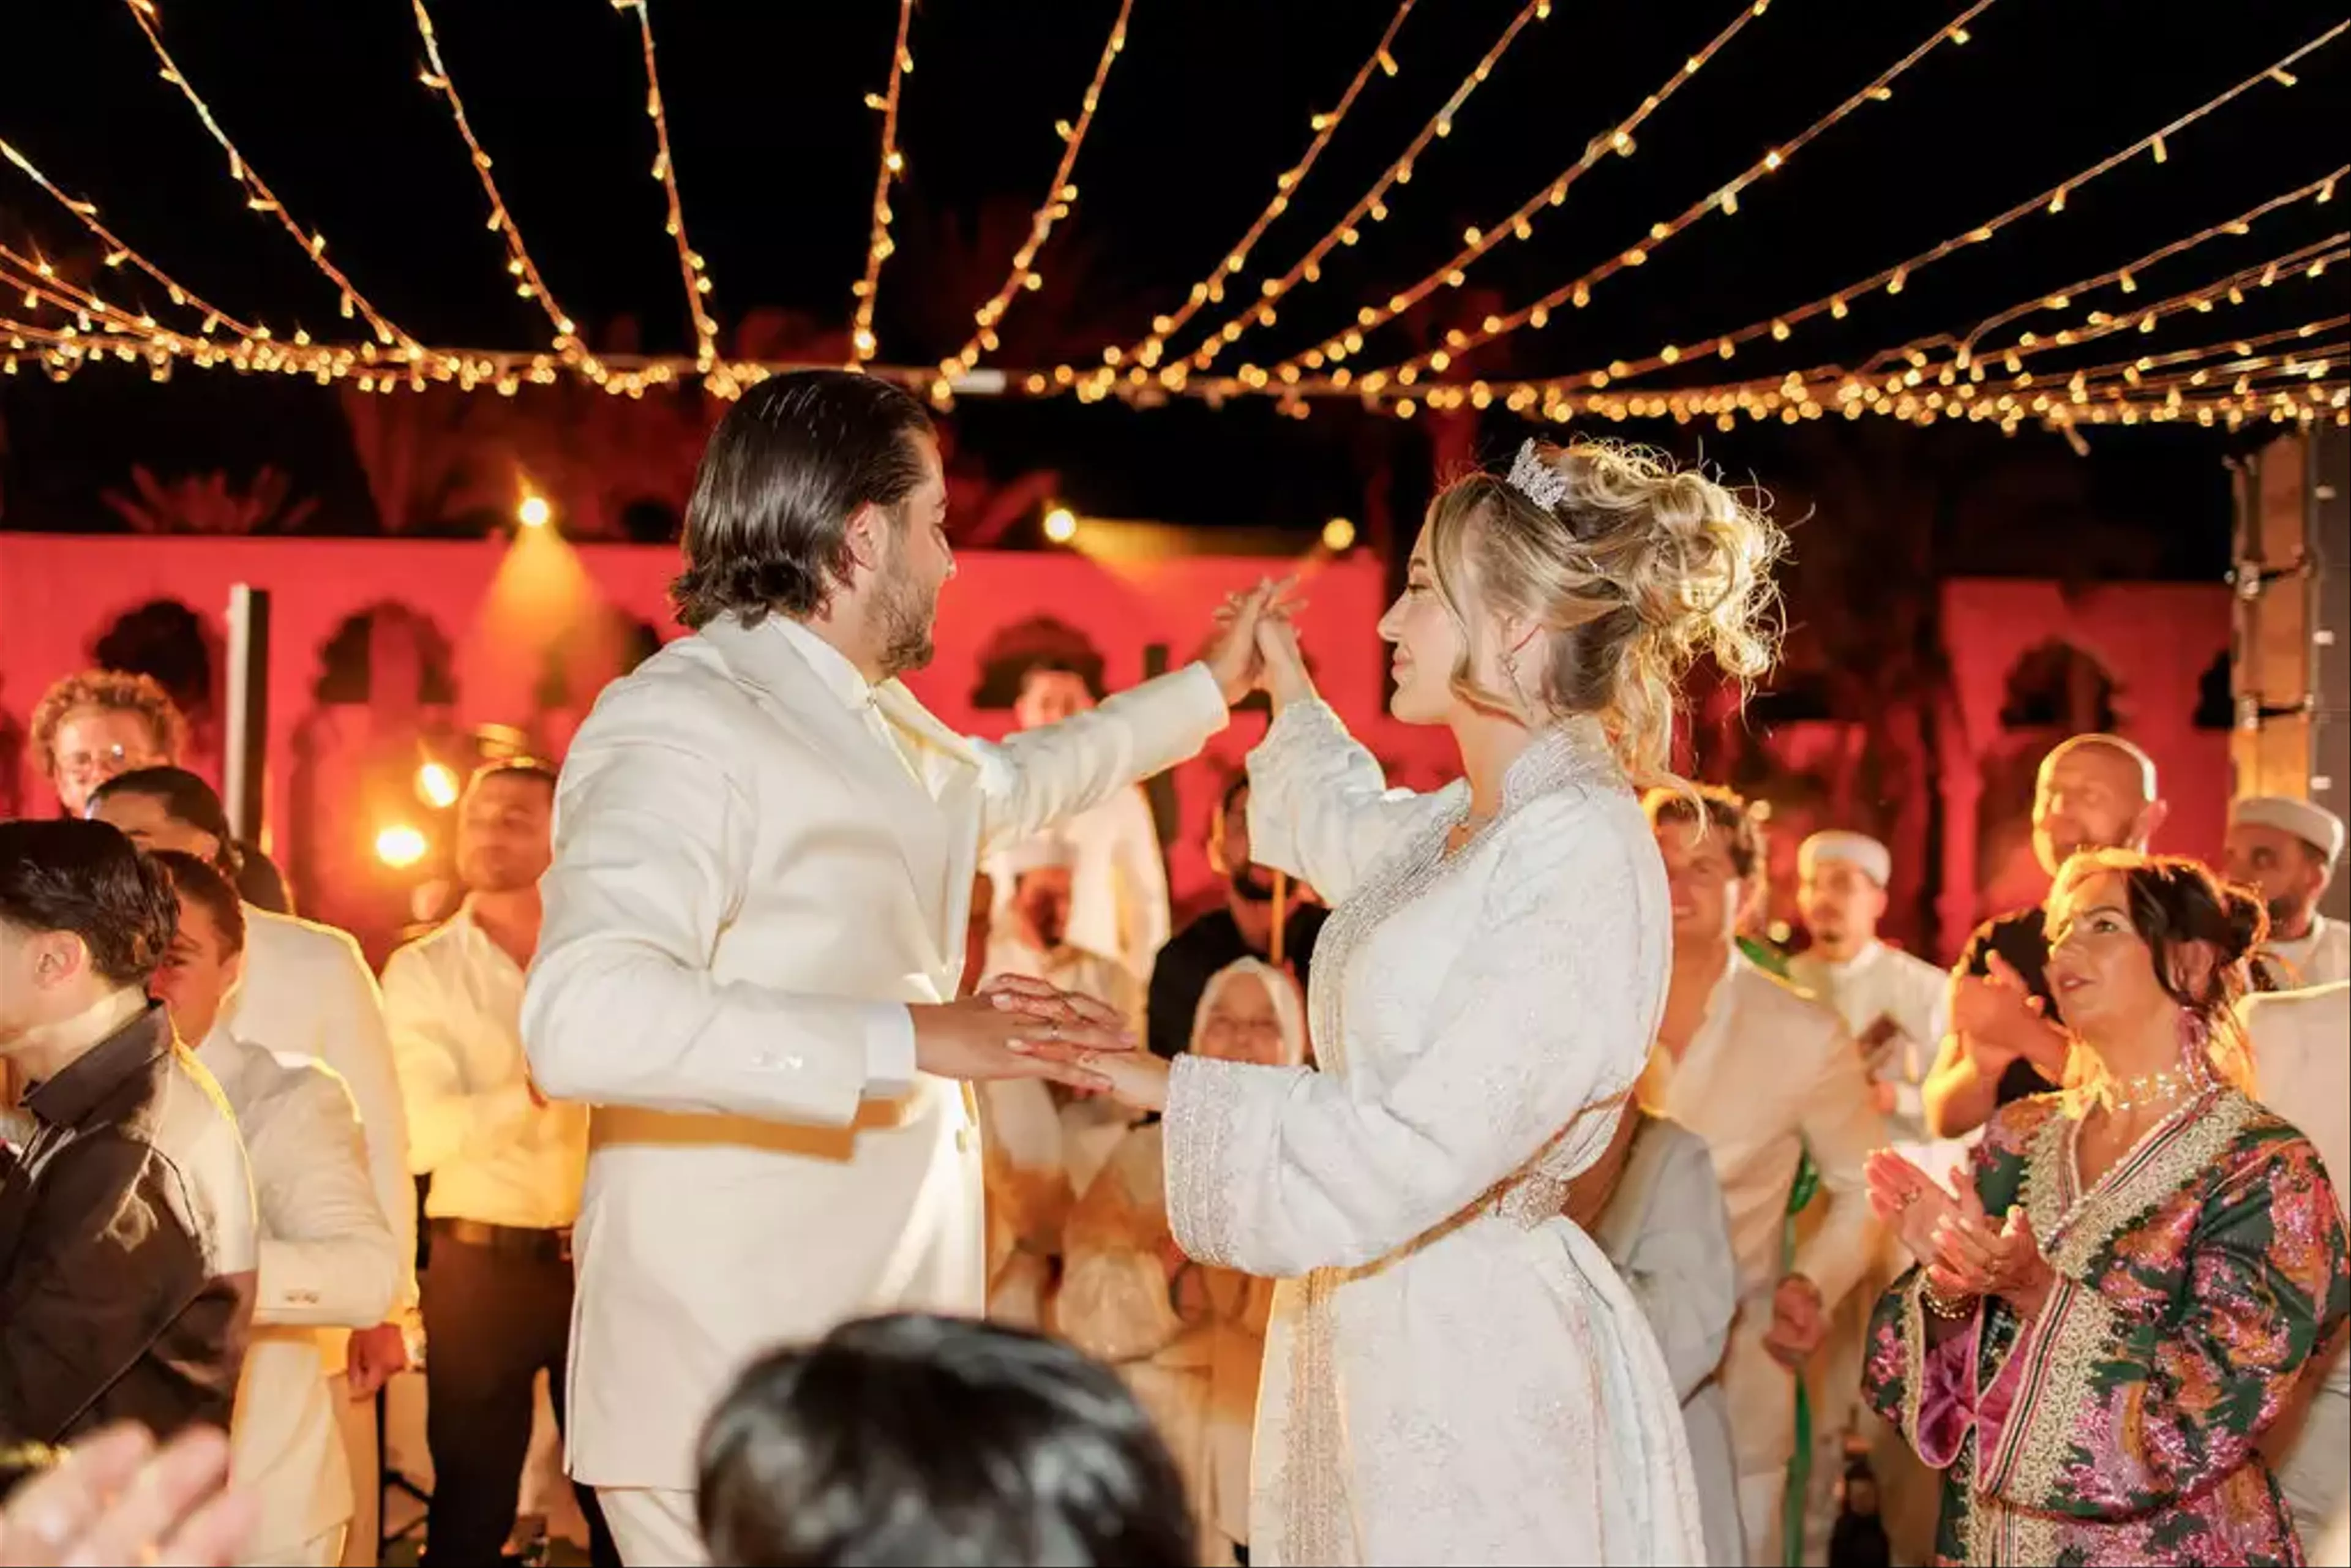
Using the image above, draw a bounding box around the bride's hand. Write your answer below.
[1255,606,1315,708]
[1865,1148,1962,1266]
[1079,1048,1172,1115]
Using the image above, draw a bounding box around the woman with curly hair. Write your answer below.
[1864,850,2350,1564]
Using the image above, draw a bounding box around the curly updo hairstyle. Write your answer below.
[2049,848,2268,1092]
[1423,440,1785,783]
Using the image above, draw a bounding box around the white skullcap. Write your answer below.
[1799,831,1891,887]
[994,833,1076,878]
[2231,795,2345,870]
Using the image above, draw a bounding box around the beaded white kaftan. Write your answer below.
[1162,699,1705,1566]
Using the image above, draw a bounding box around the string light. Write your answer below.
[1269,0,1780,381]
[1160,0,1553,381]
[1371,0,1997,387]
[1598,165,2347,392]
[943,0,1134,379]
[412,0,594,378]
[121,0,411,352]
[0,138,258,341]
[1108,0,1419,374]
[1542,21,2351,392]
[617,0,721,374]
[850,0,917,367]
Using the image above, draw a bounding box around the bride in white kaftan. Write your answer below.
[1083,440,1785,1566]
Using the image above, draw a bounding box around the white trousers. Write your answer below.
[329,1374,377,1568]
[599,1486,705,1568]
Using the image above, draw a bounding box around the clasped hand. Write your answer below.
[915,975,1138,1093]
[1865,1149,2055,1321]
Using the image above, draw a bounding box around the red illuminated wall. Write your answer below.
[1935,578,2231,953]
[1,533,1452,953]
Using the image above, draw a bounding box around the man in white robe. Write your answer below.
[985,660,1172,988]
[2244,981,2350,1557]
[2227,796,2349,989]
[1643,789,1888,1567]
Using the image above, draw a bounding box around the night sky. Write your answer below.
[5,0,2344,546]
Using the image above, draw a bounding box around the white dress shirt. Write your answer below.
[1642,954,1888,1485]
[773,615,925,1090]
[987,786,1171,986]
[225,906,417,1365]
[382,904,590,1231]
[1786,939,1951,1147]
[2265,913,2351,989]
[198,1028,400,1562]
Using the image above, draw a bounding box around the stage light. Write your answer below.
[1322,516,1357,551]
[416,760,460,809]
[1043,505,1078,544]
[517,493,552,529]
[375,823,429,869]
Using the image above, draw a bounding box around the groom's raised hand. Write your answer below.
[1199,579,1286,705]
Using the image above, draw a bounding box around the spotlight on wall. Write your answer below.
[517,493,553,530]
[1043,505,1079,545]
[1321,516,1357,552]
[375,823,429,869]
[416,760,461,810]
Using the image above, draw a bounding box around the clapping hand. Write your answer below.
[1865,1147,1962,1266]
[1929,1182,2055,1322]
[0,1424,257,1567]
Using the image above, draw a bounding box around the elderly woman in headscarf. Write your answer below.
[1058,958,1308,1567]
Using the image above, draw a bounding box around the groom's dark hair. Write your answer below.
[696,1313,1194,1567]
[672,370,935,630]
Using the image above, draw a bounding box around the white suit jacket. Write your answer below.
[522,610,1228,1490]
[198,1029,399,1558]
[225,906,419,1357]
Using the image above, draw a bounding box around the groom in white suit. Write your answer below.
[522,370,1267,1564]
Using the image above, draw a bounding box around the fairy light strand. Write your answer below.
[1271,0,1779,384]
[0,137,260,340]
[1169,0,1554,379]
[1109,0,1420,373]
[943,0,1135,379]
[1593,167,2344,392]
[0,244,181,343]
[1573,26,2348,391]
[617,0,720,372]
[412,0,593,375]
[850,0,918,367]
[121,0,411,351]
[1370,0,1998,389]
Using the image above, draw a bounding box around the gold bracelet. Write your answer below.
[1921,1279,1979,1321]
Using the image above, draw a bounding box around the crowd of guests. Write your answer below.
[4,649,2349,1568]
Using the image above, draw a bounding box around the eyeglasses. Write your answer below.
[57,743,156,780]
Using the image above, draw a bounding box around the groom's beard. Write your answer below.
[872,550,937,677]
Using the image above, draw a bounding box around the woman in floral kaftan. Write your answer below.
[1862,850,2350,1566]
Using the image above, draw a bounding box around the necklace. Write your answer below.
[2083,1064,2195,1114]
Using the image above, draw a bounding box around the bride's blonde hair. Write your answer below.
[1424,440,1785,783]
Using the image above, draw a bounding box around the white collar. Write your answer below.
[1806,939,1886,978]
[767,615,877,711]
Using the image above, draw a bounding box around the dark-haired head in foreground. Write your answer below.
[697,1313,1193,1567]
[0,819,179,1057]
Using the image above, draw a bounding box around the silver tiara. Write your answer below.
[1505,439,1568,511]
